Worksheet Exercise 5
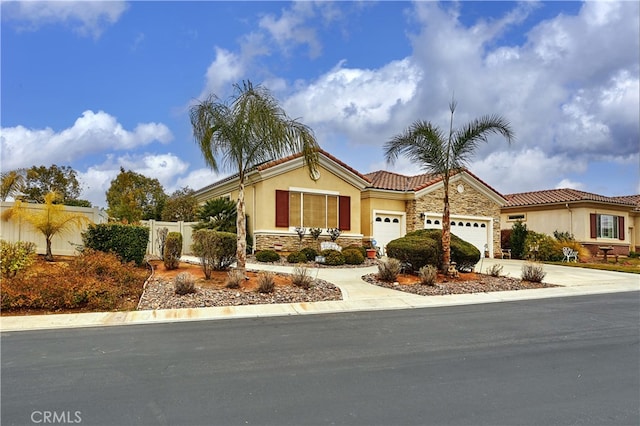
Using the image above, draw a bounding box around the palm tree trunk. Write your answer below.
[236,181,247,272]
[45,237,54,262]
[442,176,451,272]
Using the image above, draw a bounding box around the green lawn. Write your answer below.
[548,258,640,274]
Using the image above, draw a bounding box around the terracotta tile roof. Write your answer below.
[504,188,638,207]
[364,170,440,191]
[613,194,640,206]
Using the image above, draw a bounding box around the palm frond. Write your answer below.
[450,114,514,168]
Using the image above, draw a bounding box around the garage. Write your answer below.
[373,212,404,254]
[424,213,491,256]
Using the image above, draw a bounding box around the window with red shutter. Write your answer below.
[275,190,289,227]
[339,195,350,230]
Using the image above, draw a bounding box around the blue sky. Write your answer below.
[2,1,638,208]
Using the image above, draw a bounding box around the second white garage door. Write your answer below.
[424,214,490,255]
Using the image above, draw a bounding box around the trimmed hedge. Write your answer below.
[300,247,319,262]
[344,244,366,258]
[82,223,149,265]
[388,229,480,272]
[321,249,345,265]
[255,249,281,263]
[287,251,308,264]
[342,248,365,265]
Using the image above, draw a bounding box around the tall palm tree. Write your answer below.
[385,98,514,272]
[190,80,320,271]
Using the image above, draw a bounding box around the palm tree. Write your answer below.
[385,98,514,272]
[190,80,320,271]
[2,192,89,261]
[0,169,26,202]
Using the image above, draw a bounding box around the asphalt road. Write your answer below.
[2,292,639,426]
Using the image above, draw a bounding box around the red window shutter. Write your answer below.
[339,195,351,231]
[619,216,625,240]
[590,214,597,239]
[275,190,289,227]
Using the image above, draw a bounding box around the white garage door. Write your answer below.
[424,215,490,255]
[373,213,402,254]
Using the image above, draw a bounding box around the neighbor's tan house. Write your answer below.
[193,149,506,258]
[501,189,640,256]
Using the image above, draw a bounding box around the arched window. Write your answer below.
[426,219,432,224]
[466,222,471,227]
[451,221,456,226]
[375,217,382,222]
[392,218,399,223]
[473,223,479,227]
[458,222,464,226]
[434,220,440,225]
[384,218,391,223]
[480,224,486,228]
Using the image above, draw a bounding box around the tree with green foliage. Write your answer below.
[1,192,89,261]
[190,80,320,271]
[385,98,514,272]
[510,220,528,259]
[0,169,26,201]
[161,187,198,222]
[21,165,90,205]
[106,167,167,222]
[194,197,237,232]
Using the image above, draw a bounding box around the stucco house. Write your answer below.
[193,149,506,258]
[501,189,640,256]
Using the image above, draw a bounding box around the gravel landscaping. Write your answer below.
[362,272,559,296]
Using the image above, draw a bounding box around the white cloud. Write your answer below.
[2,0,128,38]
[199,47,245,100]
[174,168,225,194]
[555,179,585,191]
[258,1,322,58]
[0,110,173,170]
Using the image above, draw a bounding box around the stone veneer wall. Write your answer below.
[406,183,502,257]
[255,234,363,253]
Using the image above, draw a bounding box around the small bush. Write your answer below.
[342,248,365,265]
[82,223,149,265]
[321,249,345,266]
[191,230,237,278]
[287,251,308,264]
[291,265,314,289]
[521,262,546,282]
[386,236,438,272]
[174,272,196,295]
[226,269,245,289]
[378,258,401,282]
[300,247,319,261]
[255,250,281,263]
[486,264,504,277]
[418,265,438,286]
[344,244,366,258]
[0,240,36,278]
[164,232,183,270]
[257,271,275,293]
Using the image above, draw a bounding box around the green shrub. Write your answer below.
[321,249,345,265]
[257,271,275,293]
[525,231,563,262]
[287,251,308,264]
[255,249,281,263]
[291,265,314,289]
[174,272,196,295]
[163,232,182,270]
[300,247,319,261]
[378,258,401,282]
[397,229,480,272]
[0,240,36,278]
[344,244,366,258]
[418,265,438,286]
[386,236,438,272]
[510,221,528,259]
[342,248,365,265]
[82,223,149,265]
[191,230,237,279]
[226,269,244,289]
[521,262,546,282]
[629,251,639,259]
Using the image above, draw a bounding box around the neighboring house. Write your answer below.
[193,150,506,258]
[501,189,640,256]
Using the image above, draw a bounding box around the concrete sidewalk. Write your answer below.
[1,257,638,332]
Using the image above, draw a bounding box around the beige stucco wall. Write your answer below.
[360,195,406,238]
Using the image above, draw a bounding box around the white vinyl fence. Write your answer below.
[0,201,109,256]
[141,220,199,257]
